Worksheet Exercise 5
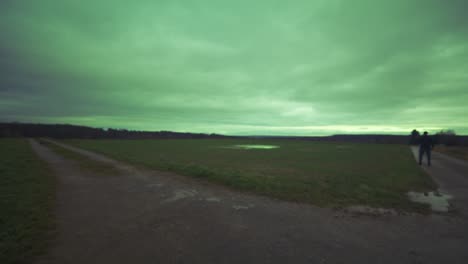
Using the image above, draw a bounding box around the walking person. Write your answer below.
[419,131,434,166]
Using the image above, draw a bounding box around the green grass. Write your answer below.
[38,139,120,176]
[434,145,468,162]
[65,139,436,211]
[0,139,55,264]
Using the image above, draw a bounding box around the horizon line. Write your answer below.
[2,121,466,137]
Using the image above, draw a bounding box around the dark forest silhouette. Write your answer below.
[0,123,227,139]
[410,129,462,146]
[1,123,467,145]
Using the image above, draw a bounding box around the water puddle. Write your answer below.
[345,205,397,216]
[162,189,198,203]
[227,145,279,150]
[232,203,255,210]
[205,197,221,202]
[407,191,453,212]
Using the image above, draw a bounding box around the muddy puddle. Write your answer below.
[227,145,279,150]
[407,191,453,212]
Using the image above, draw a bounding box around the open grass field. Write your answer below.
[66,139,436,211]
[434,145,468,162]
[0,139,55,264]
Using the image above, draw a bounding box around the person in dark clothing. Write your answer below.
[419,131,434,166]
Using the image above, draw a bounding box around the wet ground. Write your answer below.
[407,191,452,212]
[225,144,280,149]
[32,140,468,264]
[411,146,468,217]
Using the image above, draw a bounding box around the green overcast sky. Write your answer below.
[1,0,467,135]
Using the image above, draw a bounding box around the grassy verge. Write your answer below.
[433,145,468,161]
[0,138,55,264]
[65,139,436,211]
[39,139,120,176]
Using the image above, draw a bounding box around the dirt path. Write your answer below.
[411,146,468,216]
[31,139,468,264]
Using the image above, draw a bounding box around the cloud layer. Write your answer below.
[1,0,467,135]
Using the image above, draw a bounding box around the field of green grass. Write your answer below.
[0,139,55,264]
[434,145,468,161]
[66,139,436,211]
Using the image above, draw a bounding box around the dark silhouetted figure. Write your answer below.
[409,129,420,145]
[419,131,433,166]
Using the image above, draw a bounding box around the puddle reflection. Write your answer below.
[227,145,280,150]
[407,191,452,212]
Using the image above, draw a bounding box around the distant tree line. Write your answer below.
[2,123,467,145]
[251,132,468,146]
[409,129,467,146]
[249,135,420,144]
[0,123,229,139]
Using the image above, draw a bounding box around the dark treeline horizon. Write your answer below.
[0,122,229,140]
[1,122,468,146]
